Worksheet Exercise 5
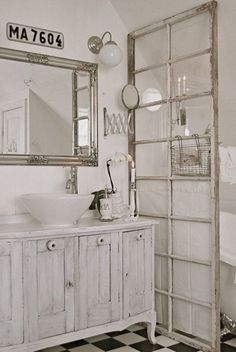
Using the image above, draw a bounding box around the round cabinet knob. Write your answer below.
[47,240,57,251]
[66,280,74,289]
[97,237,104,245]
[137,232,143,240]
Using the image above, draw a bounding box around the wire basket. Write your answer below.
[171,134,211,176]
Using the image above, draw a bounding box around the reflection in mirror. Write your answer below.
[142,88,162,111]
[121,84,140,110]
[0,48,98,166]
[76,71,90,155]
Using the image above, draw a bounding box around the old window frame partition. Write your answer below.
[128,2,219,352]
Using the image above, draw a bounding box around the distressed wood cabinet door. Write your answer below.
[24,237,74,341]
[77,233,121,329]
[0,241,23,347]
[123,228,153,318]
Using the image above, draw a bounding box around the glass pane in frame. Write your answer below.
[172,220,211,262]
[171,54,211,98]
[173,299,212,344]
[135,104,168,141]
[171,11,210,58]
[154,219,168,253]
[135,66,167,102]
[172,260,211,303]
[136,142,168,177]
[135,27,168,69]
[155,293,168,326]
[171,95,212,137]
[137,180,168,215]
[172,181,211,219]
[155,256,168,291]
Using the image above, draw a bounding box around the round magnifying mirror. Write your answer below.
[121,84,140,109]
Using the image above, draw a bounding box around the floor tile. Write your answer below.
[107,330,130,337]
[110,347,139,352]
[62,339,88,349]
[155,336,179,347]
[130,340,164,352]
[157,349,180,352]
[114,332,145,345]
[40,347,67,352]
[225,338,236,348]
[69,345,103,352]
[85,334,111,343]
[222,335,236,343]
[93,338,125,351]
[221,343,236,352]
[127,324,144,332]
[168,343,198,352]
[134,329,160,339]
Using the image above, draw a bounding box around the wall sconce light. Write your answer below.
[88,31,122,67]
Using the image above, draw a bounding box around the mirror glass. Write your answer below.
[121,84,139,109]
[0,48,98,166]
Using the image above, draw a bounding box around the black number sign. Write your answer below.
[7,23,64,49]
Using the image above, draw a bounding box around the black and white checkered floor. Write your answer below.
[40,325,236,352]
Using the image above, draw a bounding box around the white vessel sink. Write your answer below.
[20,193,94,226]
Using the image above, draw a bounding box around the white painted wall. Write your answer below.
[0,0,128,215]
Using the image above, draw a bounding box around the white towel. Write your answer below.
[220,146,236,183]
[228,146,236,165]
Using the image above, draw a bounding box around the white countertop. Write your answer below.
[0,215,159,239]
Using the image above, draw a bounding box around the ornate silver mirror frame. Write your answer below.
[0,47,98,166]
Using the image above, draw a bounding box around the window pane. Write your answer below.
[172,220,211,262]
[137,180,168,215]
[135,104,168,140]
[173,299,211,343]
[172,181,211,219]
[135,27,167,69]
[171,96,212,137]
[136,143,168,177]
[135,66,167,101]
[171,12,210,58]
[171,54,211,98]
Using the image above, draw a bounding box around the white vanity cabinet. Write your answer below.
[0,219,157,352]
[0,241,23,347]
[24,237,75,341]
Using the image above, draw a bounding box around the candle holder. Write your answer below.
[129,179,139,221]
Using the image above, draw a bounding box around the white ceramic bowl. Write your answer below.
[20,193,94,226]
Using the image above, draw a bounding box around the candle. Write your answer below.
[130,189,135,218]
[131,161,136,183]
[183,75,186,95]
[177,77,181,96]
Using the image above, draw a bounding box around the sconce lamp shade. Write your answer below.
[88,32,122,68]
[99,41,122,67]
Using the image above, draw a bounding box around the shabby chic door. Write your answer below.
[24,237,74,341]
[0,241,23,347]
[123,228,153,318]
[77,233,121,329]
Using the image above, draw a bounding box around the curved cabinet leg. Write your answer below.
[147,312,157,344]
